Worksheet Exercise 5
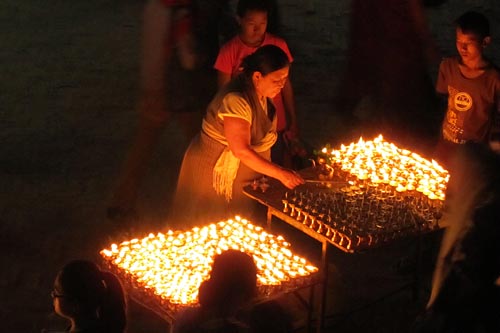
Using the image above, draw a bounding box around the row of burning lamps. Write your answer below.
[318,135,449,202]
[274,135,450,249]
[101,216,318,309]
[100,136,449,309]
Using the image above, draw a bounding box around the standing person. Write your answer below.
[414,142,500,332]
[48,260,127,333]
[171,45,304,227]
[107,0,234,222]
[214,0,301,168]
[433,11,500,168]
[334,0,441,152]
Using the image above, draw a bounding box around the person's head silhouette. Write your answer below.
[52,260,127,333]
[199,249,258,315]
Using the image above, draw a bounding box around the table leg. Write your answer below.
[316,240,328,333]
[307,284,315,333]
[412,233,423,301]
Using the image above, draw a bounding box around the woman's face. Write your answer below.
[254,66,289,98]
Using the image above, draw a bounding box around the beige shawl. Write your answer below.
[202,120,276,201]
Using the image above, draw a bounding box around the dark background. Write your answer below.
[1,0,499,332]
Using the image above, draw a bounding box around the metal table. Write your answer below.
[110,268,320,333]
[101,228,322,333]
[243,173,441,332]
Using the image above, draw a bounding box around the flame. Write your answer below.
[100,216,318,307]
[323,135,449,201]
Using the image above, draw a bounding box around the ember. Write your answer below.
[100,216,318,314]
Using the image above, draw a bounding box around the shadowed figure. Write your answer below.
[46,260,127,333]
[334,0,442,153]
[107,0,237,223]
[174,249,293,333]
[174,250,258,333]
[414,142,500,332]
[249,299,293,333]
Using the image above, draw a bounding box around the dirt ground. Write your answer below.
[1,0,500,332]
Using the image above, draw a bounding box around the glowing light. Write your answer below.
[322,135,449,201]
[100,216,318,311]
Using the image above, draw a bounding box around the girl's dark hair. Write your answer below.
[198,250,257,310]
[455,11,490,39]
[57,260,127,333]
[240,44,289,77]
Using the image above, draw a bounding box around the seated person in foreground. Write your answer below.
[49,259,127,333]
[174,249,293,333]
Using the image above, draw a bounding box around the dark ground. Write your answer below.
[1,0,500,332]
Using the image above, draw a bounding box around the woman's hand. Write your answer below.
[278,169,305,189]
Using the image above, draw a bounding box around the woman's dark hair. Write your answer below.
[455,11,490,39]
[57,260,127,333]
[198,250,257,312]
[240,44,290,77]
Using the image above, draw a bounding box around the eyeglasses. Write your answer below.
[51,290,66,299]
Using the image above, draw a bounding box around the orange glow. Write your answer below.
[100,216,318,309]
[322,135,449,201]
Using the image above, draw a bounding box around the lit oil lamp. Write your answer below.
[283,135,449,251]
[101,216,319,312]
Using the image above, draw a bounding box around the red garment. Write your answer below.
[214,33,293,131]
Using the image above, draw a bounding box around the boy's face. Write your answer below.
[455,28,489,63]
[239,10,267,47]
